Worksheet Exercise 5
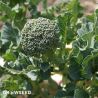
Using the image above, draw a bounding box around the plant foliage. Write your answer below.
[0,0,98,98]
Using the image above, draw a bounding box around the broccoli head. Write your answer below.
[21,17,60,56]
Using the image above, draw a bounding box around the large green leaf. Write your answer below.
[4,53,31,71]
[77,19,94,49]
[3,49,16,61]
[1,22,19,45]
[82,50,98,79]
[39,62,50,72]
[68,57,83,81]
[74,87,89,98]
[0,1,15,20]
[55,89,66,98]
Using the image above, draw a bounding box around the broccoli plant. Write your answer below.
[0,0,98,98]
[21,17,60,56]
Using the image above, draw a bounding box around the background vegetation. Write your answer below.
[0,0,98,98]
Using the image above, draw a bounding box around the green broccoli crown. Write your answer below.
[21,17,60,56]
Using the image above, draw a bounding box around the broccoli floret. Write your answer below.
[21,17,60,56]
